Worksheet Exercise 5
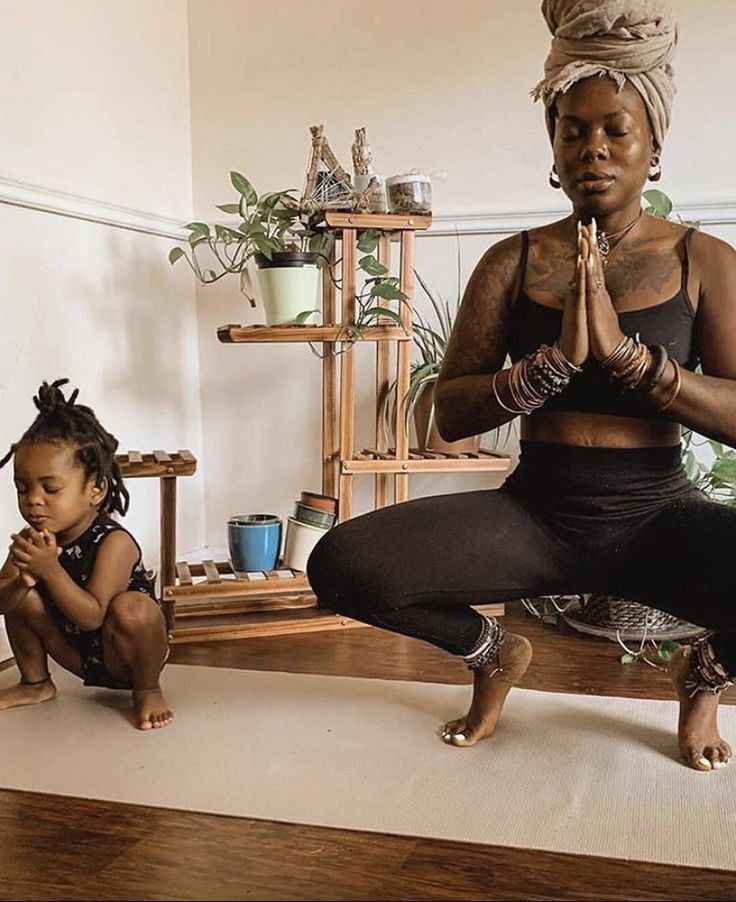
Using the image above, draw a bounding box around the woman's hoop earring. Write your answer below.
[549,165,561,189]
[648,156,662,182]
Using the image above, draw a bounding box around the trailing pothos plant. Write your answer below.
[168,171,408,344]
[168,171,335,309]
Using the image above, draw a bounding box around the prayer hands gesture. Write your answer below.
[558,220,627,367]
[9,528,62,584]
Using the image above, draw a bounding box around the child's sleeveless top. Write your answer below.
[60,512,155,600]
[507,228,698,417]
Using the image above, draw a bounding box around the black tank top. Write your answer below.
[60,513,155,600]
[507,228,699,417]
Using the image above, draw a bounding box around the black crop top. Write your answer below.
[507,229,699,417]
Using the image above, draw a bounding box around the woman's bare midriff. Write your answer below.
[521,410,681,448]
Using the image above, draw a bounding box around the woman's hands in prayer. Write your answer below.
[581,221,627,362]
[559,221,627,367]
[558,226,589,366]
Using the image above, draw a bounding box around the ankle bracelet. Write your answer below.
[685,635,734,697]
[21,674,51,686]
[463,616,506,671]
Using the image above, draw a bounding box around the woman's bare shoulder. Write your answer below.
[473,233,524,273]
[689,227,736,263]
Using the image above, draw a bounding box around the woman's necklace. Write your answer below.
[596,208,643,267]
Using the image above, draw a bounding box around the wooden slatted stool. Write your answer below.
[115,449,197,631]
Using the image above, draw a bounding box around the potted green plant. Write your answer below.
[169,172,408,337]
[169,172,335,326]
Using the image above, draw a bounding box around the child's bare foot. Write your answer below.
[133,687,174,730]
[671,646,732,771]
[0,677,56,710]
[442,633,533,747]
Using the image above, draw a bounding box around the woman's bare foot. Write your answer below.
[133,687,174,730]
[0,678,56,710]
[671,646,732,771]
[442,633,533,747]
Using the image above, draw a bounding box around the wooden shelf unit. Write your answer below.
[164,213,511,642]
[115,449,197,633]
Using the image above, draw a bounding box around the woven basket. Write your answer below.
[561,594,706,642]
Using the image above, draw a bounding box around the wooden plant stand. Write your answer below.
[164,213,511,643]
[116,449,197,632]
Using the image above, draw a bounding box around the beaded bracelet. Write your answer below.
[492,342,581,416]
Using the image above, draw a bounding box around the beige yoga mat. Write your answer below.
[1,663,735,871]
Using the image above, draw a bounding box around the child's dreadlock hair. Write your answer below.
[0,379,129,516]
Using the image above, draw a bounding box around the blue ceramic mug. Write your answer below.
[228,514,282,572]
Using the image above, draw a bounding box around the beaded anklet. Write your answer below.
[685,634,734,697]
[463,616,506,671]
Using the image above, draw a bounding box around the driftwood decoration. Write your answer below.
[288,124,383,216]
[298,125,354,214]
[351,127,373,176]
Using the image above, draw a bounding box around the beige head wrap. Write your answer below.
[532,0,677,149]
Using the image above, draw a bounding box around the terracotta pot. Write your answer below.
[299,491,338,516]
[412,382,481,454]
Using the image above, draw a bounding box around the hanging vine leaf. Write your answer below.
[357,229,381,253]
[230,171,258,206]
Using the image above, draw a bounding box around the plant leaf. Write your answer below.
[359,255,389,277]
[620,653,638,665]
[168,247,185,265]
[357,229,380,253]
[216,203,241,214]
[294,309,319,325]
[371,282,407,301]
[230,171,258,205]
[360,306,403,324]
[642,188,673,219]
[253,234,278,259]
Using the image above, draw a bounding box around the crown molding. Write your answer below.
[0,172,185,239]
[426,200,736,237]
[1,172,734,241]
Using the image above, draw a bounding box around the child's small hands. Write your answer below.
[14,566,37,588]
[9,529,62,581]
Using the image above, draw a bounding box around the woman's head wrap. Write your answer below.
[532,0,677,149]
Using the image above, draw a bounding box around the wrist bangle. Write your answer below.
[638,344,669,394]
[655,358,682,412]
[492,371,526,416]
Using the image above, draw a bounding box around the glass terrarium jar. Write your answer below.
[386,173,432,215]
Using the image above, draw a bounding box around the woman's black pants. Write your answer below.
[307,441,736,675]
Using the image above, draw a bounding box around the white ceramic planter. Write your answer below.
[283,517,329,572]
[256,260,320,326]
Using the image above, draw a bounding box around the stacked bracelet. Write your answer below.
[600,334,651,391]
[493,342,581,416]
[654,358,683,412]
[637,344,669,394]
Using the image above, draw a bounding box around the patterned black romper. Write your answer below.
[42,513,160,689]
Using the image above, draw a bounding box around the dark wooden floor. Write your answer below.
[1,603,734,901]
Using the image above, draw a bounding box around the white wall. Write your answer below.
[187,0,736,546]
[0,0,203,659]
